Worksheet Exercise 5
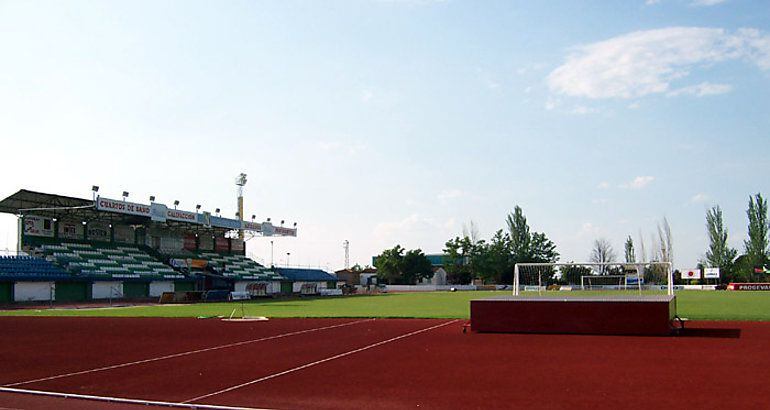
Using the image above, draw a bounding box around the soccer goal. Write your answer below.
[513,262,673,296]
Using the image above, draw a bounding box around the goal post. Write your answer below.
[513,262,673,296]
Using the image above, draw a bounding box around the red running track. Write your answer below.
[1,317,770,409]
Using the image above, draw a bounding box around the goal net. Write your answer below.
[513,262,673,296]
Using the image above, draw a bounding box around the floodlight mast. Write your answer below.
[236,173,247,240]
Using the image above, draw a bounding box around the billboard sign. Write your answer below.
[23,215,54,238]
[95,197,151,218]
[704,268,720,279]
[681,268,701,280]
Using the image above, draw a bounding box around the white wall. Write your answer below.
[14,282,54,302]
[292,281,328,292]
[92,282,123,299]
[149,281,173,297]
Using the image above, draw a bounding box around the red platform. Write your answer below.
[471,295,676,336]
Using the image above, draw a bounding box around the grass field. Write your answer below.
[2,290,770,320]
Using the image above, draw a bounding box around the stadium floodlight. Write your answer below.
[280,220,285,226]
[122,191,129,200]
[149,195,155,202]
[173,200,179,209]
[293,222,297,227]
[235,212,240,218]
[267,217,271,222]
[196,204,201,211]
[92,186,99,192]
[215,208,221,216]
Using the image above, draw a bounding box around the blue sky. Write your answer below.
[0,0,768,270]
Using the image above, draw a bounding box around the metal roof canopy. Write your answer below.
[0,190,234,236]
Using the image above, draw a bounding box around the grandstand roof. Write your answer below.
[274,268,339,282]
[0,189,93,219]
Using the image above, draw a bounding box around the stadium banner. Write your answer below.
[198,212,212,227]
[727,283,770,291]
[681,268,701,280]
[23,215,54,238]
[261,222,275,236]
[166,208,198,223]
[211,216,241,230]
[113,225,134,243]
[243,221,262,232]
[150,203,167,222]
[215,237,229,252]
[95,196,151,218]
[58,220,84,240]
[274,226,298,237]
[183,234,196,251]
[231,239,244,251]
[87,221,110,241]
[704,267,720,279]
[189,259,208,269]
[199,235,214,251]
[169,258,188,269]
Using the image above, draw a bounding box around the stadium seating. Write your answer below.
[195,252,283,281]
[0,255,70,279]
[38,243,184,280]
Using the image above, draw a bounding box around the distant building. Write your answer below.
[334,267,377,286]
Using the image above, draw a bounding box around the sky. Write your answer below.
[0,0,768,271]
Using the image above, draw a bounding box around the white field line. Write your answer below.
[183,320,460,404]
[3,319,375,387]
[0,386,269,410]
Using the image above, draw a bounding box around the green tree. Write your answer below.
[443,236,475,285]
[624,236,635,263]
[507,206,531,262]
[704,205,737,282]
[401,249,434,284]
[373,245,404,284]
[744,193,769,281]
[560,264,592,286]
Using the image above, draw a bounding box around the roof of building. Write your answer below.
[275,267,338,282]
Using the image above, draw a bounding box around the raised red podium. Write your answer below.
[470,295,676,336]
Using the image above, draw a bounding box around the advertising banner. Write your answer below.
[23,215,55,238]
[166,208,198,223]
[231,239,244,251]
[183,235,197,251]
[704,267,720,279]
[95,197,151,218]
[681,268,701,280]
[274,226,298,237]
[243,221,262,232]
[199,235,214,251]
[87,221,110,241]
[211,216,241,230]
[58,220,84,240]
[728,283,770,291]
[113,225,134,244]
[189,259,208,269]
[215,237,229,252]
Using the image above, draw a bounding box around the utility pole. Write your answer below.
[235,173,247,240]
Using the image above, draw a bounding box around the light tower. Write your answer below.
[343,240,350,269]
[235,173,247,240]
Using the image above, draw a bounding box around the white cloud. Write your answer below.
[620,176,655,189]
[645,0,661,5]
[691,193,709,203]
[547,27,770,99]
[437,189,464,202]
[597,181,610,189]
[570,105,599,115]
[666,82,733,97]
[373,214,453,241]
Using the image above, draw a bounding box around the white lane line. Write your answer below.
[0,386,269,410]
[183,319,460,404]
[3,319,375,388]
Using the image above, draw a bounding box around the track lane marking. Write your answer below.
[3,318,375,388]
[183,319,460,404]
[0,386,268,410]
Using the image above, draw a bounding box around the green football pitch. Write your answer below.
[1,291,770,321]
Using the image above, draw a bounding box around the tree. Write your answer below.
[507,206,531,262]
[744,193,769,281]
[590,238,616,274]
[656,217,673,265]
[704,205,737,282]
[560,264,592,286]
[401,249,434,285]
[373,245,404,284]
[443,236,475,285]
[624,236,636,263]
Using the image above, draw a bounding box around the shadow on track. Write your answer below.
[678,328,741,339]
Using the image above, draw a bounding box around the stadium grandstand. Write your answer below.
[0,187,326,303]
